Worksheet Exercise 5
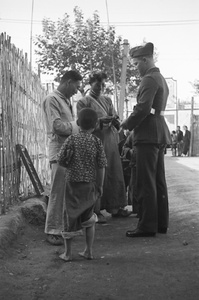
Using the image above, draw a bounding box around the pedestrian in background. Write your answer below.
[121,42,171,237]
[176,125,183,156]
[42,70,82,245]
[182,125,191,156]
[171,130,177,156]
[57,108,107,261]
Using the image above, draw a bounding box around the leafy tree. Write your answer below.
[35,8,121,82]
[34,7,158,98]
[34,7,141,95]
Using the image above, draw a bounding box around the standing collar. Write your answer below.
[145,67,160,75]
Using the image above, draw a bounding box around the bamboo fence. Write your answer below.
[0,33,50,215]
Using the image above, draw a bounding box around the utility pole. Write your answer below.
[105,0,119,113]
[30,0,34,67]
[119,39,129,120]
[190,96,194,156]
[174,79,178,127]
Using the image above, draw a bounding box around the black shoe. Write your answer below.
[158,227,167,234]
[126,229,156,238]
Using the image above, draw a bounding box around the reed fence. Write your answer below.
[0,33,50,215]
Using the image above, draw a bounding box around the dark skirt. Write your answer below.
[62,182,96,238]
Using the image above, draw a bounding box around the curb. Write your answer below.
[0,197,47,250]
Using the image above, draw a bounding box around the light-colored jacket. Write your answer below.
[43,90,79,161]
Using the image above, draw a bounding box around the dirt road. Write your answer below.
[0,153,199,300]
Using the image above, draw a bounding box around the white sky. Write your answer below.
[0,0,199,100]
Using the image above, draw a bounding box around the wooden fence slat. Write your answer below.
[0,32,50,214]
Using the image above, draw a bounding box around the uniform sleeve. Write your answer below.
[124,77,158,131]
[123,133,132,150]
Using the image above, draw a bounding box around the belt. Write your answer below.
[150,108,164,116]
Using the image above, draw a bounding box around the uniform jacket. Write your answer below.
[124,67,171,145]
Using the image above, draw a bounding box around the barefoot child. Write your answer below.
[57,108,107,261]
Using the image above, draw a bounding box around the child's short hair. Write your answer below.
[77,108,98,130]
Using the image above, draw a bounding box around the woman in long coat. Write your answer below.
[76,73,131,222]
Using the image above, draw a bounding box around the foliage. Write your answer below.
[34,7,160,98]
[34,6,140,95]
[192,80,199,94]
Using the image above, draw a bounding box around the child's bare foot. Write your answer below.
[78,251,93,260]
[59,253,72,262]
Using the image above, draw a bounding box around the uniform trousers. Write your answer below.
[136,143,169,233]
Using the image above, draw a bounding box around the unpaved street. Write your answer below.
[0,153,199,300]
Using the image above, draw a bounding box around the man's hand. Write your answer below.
[111,117,120,130]
[120,120,128,130]
[99,116,114,124]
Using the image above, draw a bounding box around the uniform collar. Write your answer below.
[145,67,160,75]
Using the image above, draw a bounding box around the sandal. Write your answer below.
[46,234,64,245]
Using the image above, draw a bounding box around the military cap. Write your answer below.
[129,42,154,58]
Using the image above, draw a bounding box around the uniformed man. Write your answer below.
[121,42,171,237]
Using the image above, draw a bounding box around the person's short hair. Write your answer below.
[60,70,82,84]
[77,108,98,130]
[89,72,107,85]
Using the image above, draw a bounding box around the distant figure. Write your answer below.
[176,126,183,156]
[57,108,107,261]
[182,125,191,156]
[171,130,177,156]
